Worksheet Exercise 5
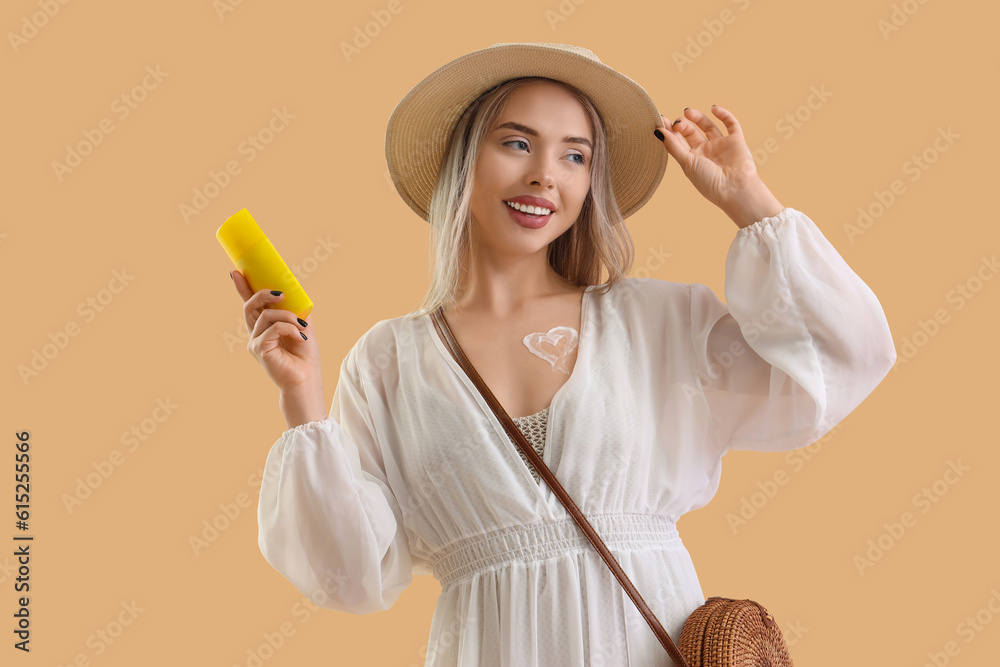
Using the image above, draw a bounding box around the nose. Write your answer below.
[525,151,558,189]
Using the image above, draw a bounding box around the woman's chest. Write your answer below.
[454,322,580,419]
[441,291,587,419]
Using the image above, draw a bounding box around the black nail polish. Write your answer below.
[299,332,308,340]
[270,290,283,296]
[297,317,308,327]
[653,129,664,141]
[672,119,682,125]
[229,270,233,280]
[684,107,690,111]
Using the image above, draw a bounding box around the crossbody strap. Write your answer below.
[431,307,690,667]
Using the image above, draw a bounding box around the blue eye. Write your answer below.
[503,140,587,165]
[503,139,529,151]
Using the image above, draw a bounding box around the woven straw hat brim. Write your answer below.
[384,42,668,223]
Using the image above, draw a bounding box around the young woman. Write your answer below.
[232,43,896,666]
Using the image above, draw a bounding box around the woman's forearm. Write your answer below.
[722,178,784,229]
[279,380,327,430]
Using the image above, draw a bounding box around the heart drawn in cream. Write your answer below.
[522,326,579,374]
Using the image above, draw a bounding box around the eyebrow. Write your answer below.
[494,121,593,151]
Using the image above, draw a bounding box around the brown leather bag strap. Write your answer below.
[431,307,690,667]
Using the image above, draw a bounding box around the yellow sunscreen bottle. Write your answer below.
[217,208,313,318]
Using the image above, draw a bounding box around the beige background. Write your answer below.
[3,0,997,665]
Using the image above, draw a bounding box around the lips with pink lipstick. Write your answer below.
[504,197,555,229]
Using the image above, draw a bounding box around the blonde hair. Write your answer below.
[404,76,635,321]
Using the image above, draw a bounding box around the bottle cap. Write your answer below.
[216,208,265,264]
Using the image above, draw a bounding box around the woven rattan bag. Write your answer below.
[432,309,795,666]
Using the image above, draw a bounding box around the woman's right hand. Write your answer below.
[231,270,322,394]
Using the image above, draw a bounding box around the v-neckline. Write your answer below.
[425,284,598,514]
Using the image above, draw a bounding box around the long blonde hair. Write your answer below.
[405,76,635,321]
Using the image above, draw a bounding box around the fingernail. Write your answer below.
[684,107,690,111]
[297,317,308,327]
[229,270,233,280]
[672,119,682,125]
[299,332,308,340]
[270,290,283,296]
[653,129,664,141]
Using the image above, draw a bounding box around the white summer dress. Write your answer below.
[256,207,898,666]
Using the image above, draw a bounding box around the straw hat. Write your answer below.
[384,42,668,223]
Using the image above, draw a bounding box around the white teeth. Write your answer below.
[505,200,552,216]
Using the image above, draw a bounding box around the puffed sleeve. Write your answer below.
[690,207,896,453]
[257,343,415,614]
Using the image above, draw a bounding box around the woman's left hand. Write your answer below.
[655,105,783,228]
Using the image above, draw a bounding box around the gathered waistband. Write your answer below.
[430,513,682,588]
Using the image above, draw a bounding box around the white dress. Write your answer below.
[256,207,897,666]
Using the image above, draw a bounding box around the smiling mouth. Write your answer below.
[503,200,555,217]
[504,201,554,229]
